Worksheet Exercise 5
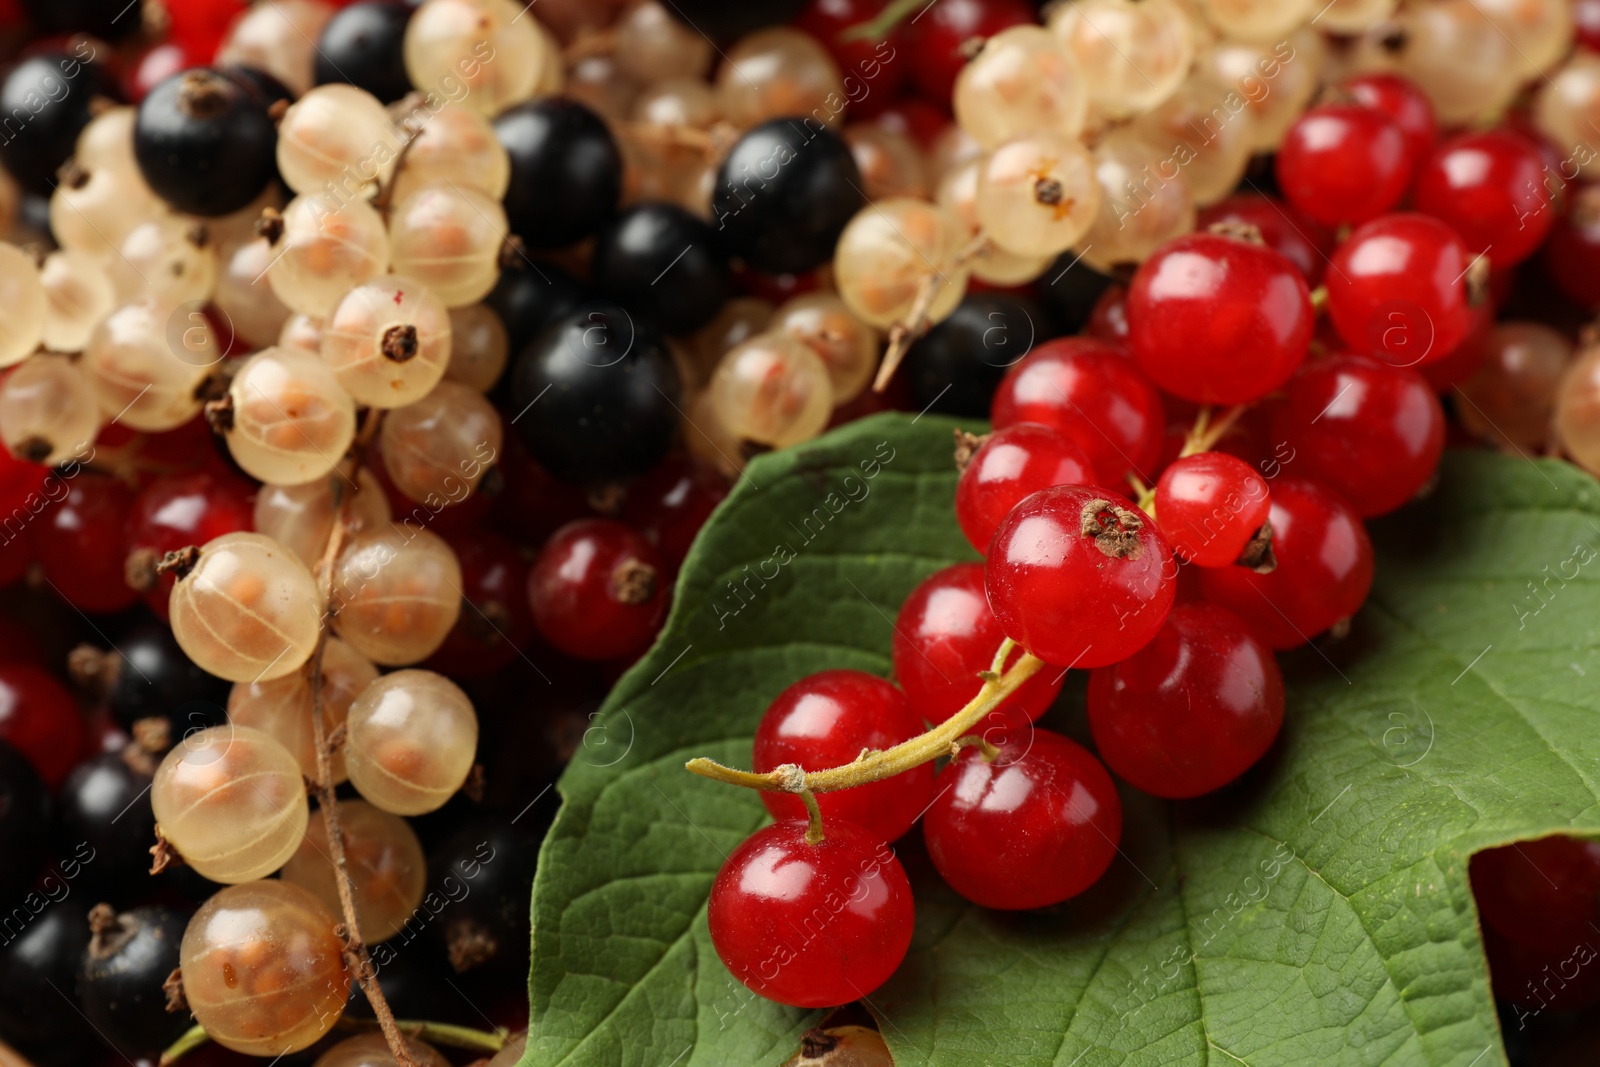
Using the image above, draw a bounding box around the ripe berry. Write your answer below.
[134,67,279,216]
[1086,284,1129,342]
[708,819,914,1007]
[1270,353,1445,518]
[427,819,539,976]
[126,467,257,618]
[495,98,622,250]
[95,617,230,735]
[794,0,909,100]
[990,337,1165,484]
[752,670,934,843]
[59,752,156,893]
[1087,603,1283,798]
[620,454,729,572]
[1197,193,1333,288]
[1471,836,1600,954]
[0,901,95,1059]
[1277,104,1412,228]
[712,119,864,276]
[906,293,1045,420]
[314,0,415,103]
[892,563,1065,726]
[923,728,1120,910]
[1413,129,1555,268]
[1127,231,1314,405]
[33,472,139,615]
[1326,213,1478,368]
[592,203,730,335]
[486,261,588,355]
[1154,452,1272,568]
[1339,72,1438,170]
[985,486,1175,669]
[426,530,537,679]
[955,423,1097,554]
[0,663,84,790]
[528,519,667,662]
[0,51,115,195]
[0,740,49,901]
[81,906,193,1057]
[1198,476,1374,650]
[907,0,1034,103]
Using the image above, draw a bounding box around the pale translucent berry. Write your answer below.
[321,275,452,408]
[280,801,427,944]
[38,249,115,353]
[0,353,98,465]
[0,242,45,367]
[771,292,878,405]
[344,669,478,815]
[834,198,970,328]
[267,195,392,320]
[227,637,379,783]
[276,83,402,197]
[225,347,358,486]
[380,381,503,504]
[710,333,834,449]
[404,0,546,117]
[387,183,505,308]
[330,527,463,665]
[253,465,393,568]
[84,298,212,432]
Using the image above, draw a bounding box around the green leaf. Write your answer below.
[523,412,1600,1067]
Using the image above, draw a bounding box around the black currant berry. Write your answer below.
[592,203,730,335]
[74,617,229,735]
[20,0,140,40]
[712,118,863,276]
[660,0,807,41]
[0,901,92,1057]
[485,261,588,357]
[57,752,155,897]
[80,905,191,1057]
[427,820,538,974]
[349,941,471,1024]
[134,67,278,216]
[0,739,50,901]
[0,49,117,196]
[511,302,682,485]
[1033,255,1115,336]
[314,0,415,103]
[906,293,1047,418]
[495,98,622,250]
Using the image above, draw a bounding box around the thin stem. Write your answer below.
[1179,404,1249,458]
[839,0,925,41]
[799,789,826,845]
[1309,285,1328,313]
[158,1026,209,1067]
[687,639,1043,795]
[873,231,991,394]
[159,1019,508,1066]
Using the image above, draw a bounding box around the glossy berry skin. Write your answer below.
[314,0,414,102]
[511,302,682,485]
[1327,214,1477,368]
[712,119,864,276]
[955,423,1097,554]
[1128,232,1314,406]
[1471,836,1600,954]
[1581,0,1600,52]
[426,819,538,976]
[1198,476,1374,650]
[1086,284,1129,343]
[1276,105,1411,229]
[82,906,193,1056]
[592,203,730,335]
[1197,194,1332,288]
[1154,452,1271,568]
[986,486,1175,669]
[0,51,116,195]
[127,467,257,618]
[529,519,667,662]
[794,0,909,98]
[991,337,1164,484]
[1271,353,1444,518]
[906,0,1034,103]
[105,618,230,735]
[892,563,1065,726]
[0,664,84,790]
[1087,604,1283,798]
[0,901,94,1059]
[924,729,1120,910]
[0,740,49,902]
[752,671,934,843]
[134,67,278,216]
[1413,129,1554,268]
[906,293,1043,419]
[1545,193,1600,310]
[59,752,156,894]
[487,262,587,355]
[32,472,140,615]
[495,99,622,250]
[708,819,913,1007]
[1339,73,1438,170]
[620,454,729,571]
[426,530,537,679]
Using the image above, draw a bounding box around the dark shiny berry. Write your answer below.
[496,98,622,250]
[712,118,864,275]
[0,901,92,1057]
[81,905,192,1057]
[592,202,730,334]
[134,67,278,216]
[510,302,682,485]
[659,0,808,42]
[314,0,414,102]
[0,740,50,902]
[620,453,729,571]
[485,261,588,359]
[22,0,143,38]
[58,752,156,896]
[0,49,117,196]
[906,293,1045,418]
[94,617,231,735]
[428,819,539,974]
[425,529,536,679]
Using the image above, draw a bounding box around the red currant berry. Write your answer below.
[126,467,256,618]
[751,671,933,843]
[923,728,1120,910]
[1270,353,1444,518]
[1277,104,1412,228]
[0,664,84,789]
[794,0,909,100]
[1086,284,1129,343]
[1580,0,1600,51]
[1325,213,1478,367]
[494,434,594,546]
[1481,923,1600,1012]
[990,338,1165,483]
[955,424,1097,554]
[0,446,46,516]
[1338,73,1438,170]
[870,98,948,149]
[892,562,1065,725]
[1545,186,1600,310]
[1154,452,1272,568]
[426,529,537,678]
[1413,129,1555,268]
[528,519,667,662]
[32,473,139,615]
[1197,476,1373,650]
[708,819,914,1007]
[620,454,729,572]
[1471,837,1600,954]
[1127,231,1314,405]
[1197,193,1333,288]
[906,0,1032,103]
[986,486,1175,669]
[1087,603,1282,798]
